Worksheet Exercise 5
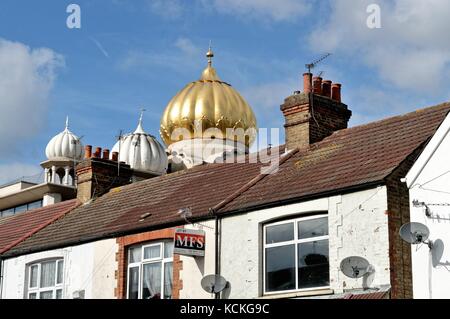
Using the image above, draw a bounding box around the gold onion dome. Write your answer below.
[160,46,257,147]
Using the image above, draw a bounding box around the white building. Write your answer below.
[1,239,117,299]
[404,107,450,299]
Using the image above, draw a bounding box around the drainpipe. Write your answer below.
[214,214,221,300]
[0,257,4,299]
[208,208,222,300]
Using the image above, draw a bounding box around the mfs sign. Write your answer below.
[174,228,205,257]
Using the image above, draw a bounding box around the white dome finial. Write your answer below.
[45,117,84,160]
[134,108,146,134]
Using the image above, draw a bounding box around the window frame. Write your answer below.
[27,259,64,299]
[126,240,174,299]
[263,214,330,295]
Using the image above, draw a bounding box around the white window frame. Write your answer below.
[127,240,173,299]
[27,259,64,299]
[263,214,330,295]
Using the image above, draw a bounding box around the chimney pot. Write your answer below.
[102,149,110,160]
[322,80,332,98]
[85,145,92,159]
[331,83,342,102]
[313,77,323,95]
[303,73,313,94]
[112,152,119,162]
[94,147,102,159]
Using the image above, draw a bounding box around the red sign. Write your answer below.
[174,228,205,257]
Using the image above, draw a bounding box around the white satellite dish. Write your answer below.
[399,222,430,245]
[201,274,228,294]
[340,256,370,278]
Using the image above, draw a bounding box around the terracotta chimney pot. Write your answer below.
[322,80,332,98]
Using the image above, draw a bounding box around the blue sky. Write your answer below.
[0,0,449,184]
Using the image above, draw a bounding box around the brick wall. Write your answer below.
[76,158,133,203]
[115,227,183,299]
[385,148,424,299]
[281,93,352,150]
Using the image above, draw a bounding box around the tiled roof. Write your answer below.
[3,150,282,256]
[0,199,79,254]
[219,102,450,213]
[4,102,450,257]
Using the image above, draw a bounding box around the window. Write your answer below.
[263,215,329,294]
[127,241,174,299]
[1,200,43,217]
[27,259,64,299]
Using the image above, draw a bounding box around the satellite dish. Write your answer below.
[340,256,370,278]
[201,274,228,294]
[399,222,430,245]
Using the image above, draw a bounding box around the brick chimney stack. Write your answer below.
[281,74,352,150]
[75,150,133,204]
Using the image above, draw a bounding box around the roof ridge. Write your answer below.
[352,101,449,130]
[315,101,450,146]
[213,148,299,214]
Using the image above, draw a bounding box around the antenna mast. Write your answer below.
[305,53,332,74]
[116,130,123,177]
[72,135,84,188]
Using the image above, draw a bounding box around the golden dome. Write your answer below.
[160,47,257,147]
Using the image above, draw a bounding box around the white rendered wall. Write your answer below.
[219,186,390,298]
[179,220,216,299]
[408,129,450,299]
[43,193,62,206]
[1,239,117,299]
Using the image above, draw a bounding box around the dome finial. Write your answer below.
[65,116,69,130]
[206,40,214,67]
[139,107,146,125]
[134,108,146,134]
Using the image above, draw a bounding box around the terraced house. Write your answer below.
[1,50,449,299]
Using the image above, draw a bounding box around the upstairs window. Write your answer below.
[127,241,174,299]
[27,259,64,299]
[263,215,329,294]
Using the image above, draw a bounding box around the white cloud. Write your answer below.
[205,0,311,22]
[146,0,311,22]
[119,37,202,72]
[0,38,64,156]
[309,0,450,93]
[0,163,41,186]
[243,80,297,114]
[345,86,412,126]
[147,0,184,20]
[175,37,201,56]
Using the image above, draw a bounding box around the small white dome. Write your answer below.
[111,116,168,175]
[45,118,84,160]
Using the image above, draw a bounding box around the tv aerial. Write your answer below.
[399,222,433,248]
[340,256,372,278]
[201,274,228,294]
[305,53,332,74]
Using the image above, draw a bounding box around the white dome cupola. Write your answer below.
[111,113,168,175]
[45,117,84,160]
[41,117,84,188]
